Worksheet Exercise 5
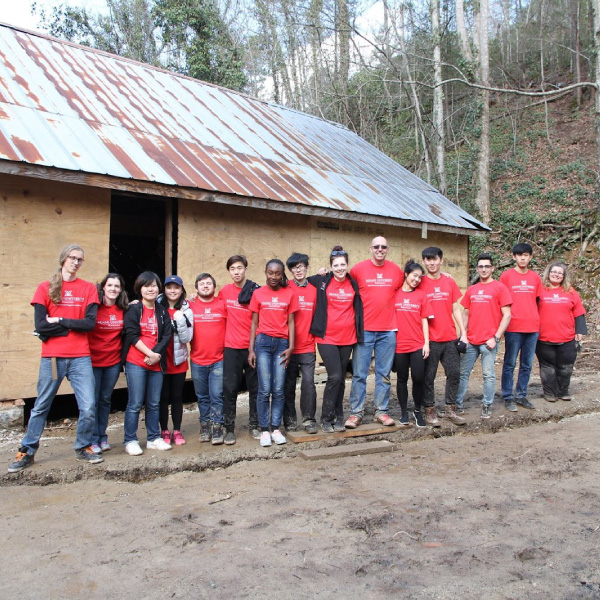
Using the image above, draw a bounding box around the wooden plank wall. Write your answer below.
[0,174,111,401]
[178,200,469,296]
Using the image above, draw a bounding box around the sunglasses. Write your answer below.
[331,250,347,257]
[372,245,388,250]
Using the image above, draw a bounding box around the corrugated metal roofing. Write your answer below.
[0,23,487,231]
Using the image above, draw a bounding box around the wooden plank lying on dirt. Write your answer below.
[287,422,410,444]
[299,440,395,461]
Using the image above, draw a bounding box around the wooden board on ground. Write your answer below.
[287,422,410,444]
[299,440,395,461]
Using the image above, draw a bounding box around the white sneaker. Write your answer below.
[271,429,287,445]
[125,441,143,456]
[259,431,272,447]
[147,438,172,451]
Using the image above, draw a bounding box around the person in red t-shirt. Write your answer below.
[249,259,298,447]
[189,273,227,445]
[220,255,260,445]
[9,244,102,473]
[499,243,543,411]
[420,246,468,427]
[283,252,318,434]
[536,262,587,401]
[456,253,512,419]
[122,272,173,456]
[308,246,364,433]
[88,273,128,454]
[393,261,433,428]
[346,236,403,429]
[157,276,194,447]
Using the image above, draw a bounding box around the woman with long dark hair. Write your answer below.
[157,275,193,446]
[308,246,363,433]
[248,259,297,447]
[122,271,172,456]
[88,273,129,453]
[536,262,587,401]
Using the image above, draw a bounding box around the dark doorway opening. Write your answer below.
[109,194,177,298]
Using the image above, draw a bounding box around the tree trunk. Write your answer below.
[456,0,474,66]
[432,0,446,194]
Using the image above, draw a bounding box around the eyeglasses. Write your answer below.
[371,245,388,250]
[331,250,347,257]
[477,264,493,270]
[549,270,564,276]
[68,256,84,263]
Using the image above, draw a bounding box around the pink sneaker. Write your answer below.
[161,430,171,445]
[172,430,186,446]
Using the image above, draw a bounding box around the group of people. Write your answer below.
[8,239,587,473]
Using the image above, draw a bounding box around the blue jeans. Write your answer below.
[501,332,538,401]
[93,363,121,445]
[21,356,96,454]
[191,360,224,424]
[349,330,396,417]
[456,344,498,408]
[124,362,163,444]
[255,334,288,430]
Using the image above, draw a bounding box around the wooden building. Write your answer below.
[0,24,487,407]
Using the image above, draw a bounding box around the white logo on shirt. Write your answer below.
[435,287,441,293]
[522,280,527,286]
[109,314,116,321]
[299,296,304,302]
[205,308,211,314]
[65,290,72,297]
[272,297,278,303]
[377,273,383,279]
[404,298,410,304]
[478,290,484,294]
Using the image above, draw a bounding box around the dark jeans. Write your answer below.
[423,340,460,407]
[501,332,538,401]
[535,339,577,398]
[159,372,186,431]
[223,347,258,432]
[318,343,353,425]
[283,352,317,425]
[394,351,425,412]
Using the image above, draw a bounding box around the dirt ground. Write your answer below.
[2,348,600,599]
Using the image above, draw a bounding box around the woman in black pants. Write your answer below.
[536,262,587,401]
[309,246,363,433]
[393,260,432,427]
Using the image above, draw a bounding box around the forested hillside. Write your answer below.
[35,0,600,325]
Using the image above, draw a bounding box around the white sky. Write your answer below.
[0,0,108,33]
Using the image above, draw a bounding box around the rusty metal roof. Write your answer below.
[0,23,487,232]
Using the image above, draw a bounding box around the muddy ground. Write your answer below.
[1,348,600,599]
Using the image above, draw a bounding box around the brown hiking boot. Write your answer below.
[424,407,440,427]
[444,404,466,426]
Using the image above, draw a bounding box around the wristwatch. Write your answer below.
[494,336,501,343]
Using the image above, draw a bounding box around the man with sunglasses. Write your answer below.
[345,236,403,428]
[456,253,512,419]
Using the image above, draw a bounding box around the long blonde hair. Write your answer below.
[541,261,574,293]
[49,244,84,304]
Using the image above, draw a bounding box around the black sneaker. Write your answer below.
[199,422,211,442]
[481,405,492,419]
[413,411,426,428]
[8,448,34,473]
[333,420,346,433]
[212,424,224,445]
[516,398,536,410]
[284,420,298,432]
[304,422,318,434]
[505,401,518,412]
[76,446,103,464]
[321,421,334,433]
[250,428,261,440]
[399,410,410,425]
[224,431,236,445]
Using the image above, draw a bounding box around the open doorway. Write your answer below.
[109,193,177,297]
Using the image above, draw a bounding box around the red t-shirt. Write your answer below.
[316,278,357,346]
[189,297,227,365]
[394,289,433,353]
[350,260,403,331]
[538,287,586,343]
[461,280,512,346]
[31,278,99,358]
[219,283,253,349]
[500,268,542,333]
[88,303,124,367]
[249,285,298,339]
[419,275,463,343]
[126,305,161,371]
[165,307,189,374]
[289,282,316,354]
